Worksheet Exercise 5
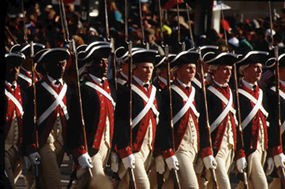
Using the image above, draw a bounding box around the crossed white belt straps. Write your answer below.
[85,81,116,107]
[38,82,69,125]
[208,86,237,133]
[271,86,285,134]
[238,88,268,129]
[171,85,199,125]
[18,73,32,86]
[5,89,24,116]
[131,84,159,128]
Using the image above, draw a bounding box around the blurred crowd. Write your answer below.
[5,1,285,54]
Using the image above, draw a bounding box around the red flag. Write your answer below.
[163,0,184,9]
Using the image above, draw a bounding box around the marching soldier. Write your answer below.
[22,48,71,189]
[266,53,285,189]
[156,50,213,188]
[114,48,160,189]
[4,52,26,188]
[68,41,116,189]
[201,52,247,189]
[235,51,270,189]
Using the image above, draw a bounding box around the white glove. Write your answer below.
[266,157,274,175]
[274,153,285,168]
[78,153,93,169]
[122,154,135,169]
[155,155,165,174]
[22,156,32,175]
[165,155,179,171]
[29,152,41,165]
[236,157,247,173]
[203,155,217,170]
[111,152,119,172]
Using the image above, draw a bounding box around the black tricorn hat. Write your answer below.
[115,46,127,63]
[9,44,21,53]
[77,42,111,63]
[116,47,146,64]
[198,45,219,60]
[155,54,176,68]
[5,52,26,66]
[265,53,285,69]
[76,44,88,53]
[37,48,70,65]
[170,50,200,68]
[205,52,237,66]
[235,51,269,66]
[132,49,157,64]
[34,49,49,74]
[20,43,46,57]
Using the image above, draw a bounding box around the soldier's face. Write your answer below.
[176,63,196,83]
[88,58,109,78]
[212,65,232,84]
[243,63,262,83]
[133,62,154,83]
[99,58,109,77]
[6,65,20,83]
[46,60,67,79]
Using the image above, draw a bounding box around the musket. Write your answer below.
[104,0,110,41]
[156,1,165,188]
[165,45,181,189]
[127,41,137,189]
[176,0,185,51]
[185,2,195,48]
[139,0,147,48]
[139,1,147,47]
[5,26,18,45]
[103,0,117,90]
[220,0,227,44]
[158,0,164,47]
[198,46,218,189]
[59,0,70,42]
[30,41,40,189]
[220,14,249,186]
[125,0,136,188]
[268,2,285,187]
[232,59,249,189]
[20,0,28,42]
[57,1,92,188]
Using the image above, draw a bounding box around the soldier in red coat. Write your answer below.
[156,50,209,189]
[235,51,270,189]
[114,48,161,189]
[4,52,26,188]
[201,52,247,189]
[22,48,71,189]
[68,41,116,189]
